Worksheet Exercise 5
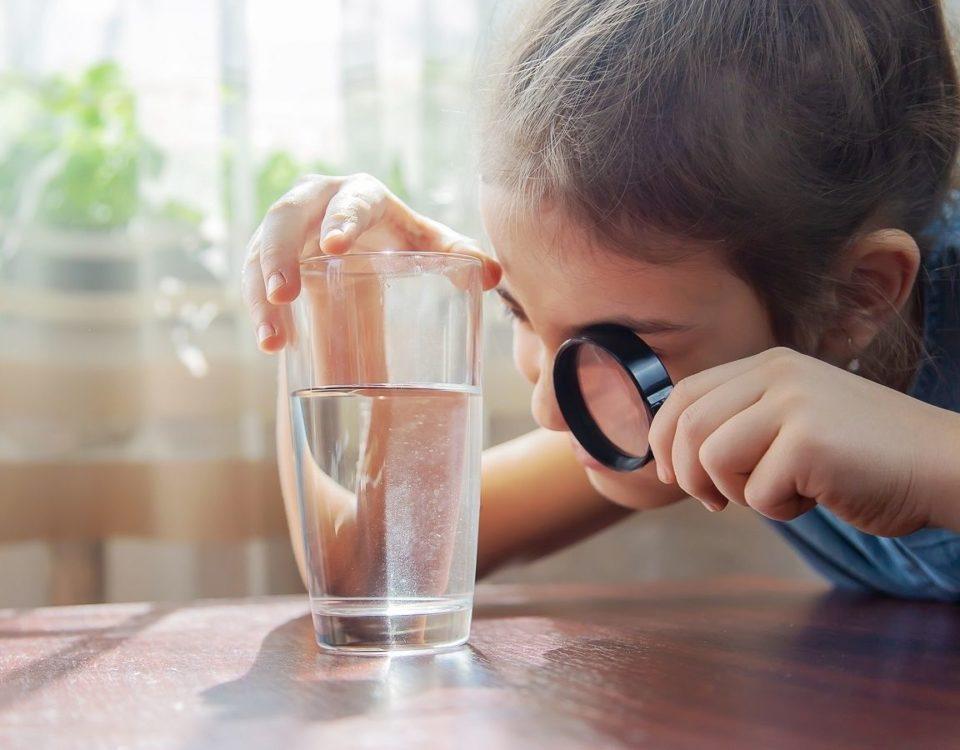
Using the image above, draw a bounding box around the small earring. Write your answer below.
[846,336,860,372]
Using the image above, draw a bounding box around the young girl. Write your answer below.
[243,0,960,601]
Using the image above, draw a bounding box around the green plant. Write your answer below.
[222,148,413,225]
[0,61,416,234]
[0,61,168,230]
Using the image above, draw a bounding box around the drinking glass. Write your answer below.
[285,251,483,654]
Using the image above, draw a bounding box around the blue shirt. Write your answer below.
[771,197,960,602]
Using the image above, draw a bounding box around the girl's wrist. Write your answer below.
[921,409,960,533]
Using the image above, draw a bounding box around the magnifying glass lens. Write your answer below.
[575,344,651,457]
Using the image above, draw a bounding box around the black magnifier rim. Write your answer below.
[553,323,673,472]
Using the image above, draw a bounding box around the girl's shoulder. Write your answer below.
[922,189,960,262]
[911,192,960,411]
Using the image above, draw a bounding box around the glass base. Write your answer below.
[311,596,473,655]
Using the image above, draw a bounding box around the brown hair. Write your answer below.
[479,0,960,387]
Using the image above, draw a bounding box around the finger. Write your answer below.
[670,374,767,511]
[742,432,818,521]
[416,214,502,290]
[318,174,389,255]
[370,200,502,289]
[698,398,779,506]
[300,233,321,266]
[316,176,502,288]
[259,177,343,304]
[242,251,286,352]
[650,349,776,484]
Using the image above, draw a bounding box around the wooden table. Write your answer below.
[1,578,958,749]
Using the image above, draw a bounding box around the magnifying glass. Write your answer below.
[553,324,674,472]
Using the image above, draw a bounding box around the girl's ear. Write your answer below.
[819,229,921,366]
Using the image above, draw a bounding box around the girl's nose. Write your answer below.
[530,367,568,432]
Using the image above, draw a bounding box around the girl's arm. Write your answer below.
[278,377,686,586]
[925,413,960,534]
[476,429,637,577]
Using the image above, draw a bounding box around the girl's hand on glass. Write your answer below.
[648,347,960,536]
[241,173,502,352]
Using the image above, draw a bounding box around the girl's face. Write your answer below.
[479,182,779,506]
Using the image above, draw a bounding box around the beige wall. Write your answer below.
[0,501,817,609]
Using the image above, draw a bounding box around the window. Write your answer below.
[0,0,529,605]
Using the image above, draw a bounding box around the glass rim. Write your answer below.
[299,249,483,270]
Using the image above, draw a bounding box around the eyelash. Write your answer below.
[497,298,669,358]
[499,302,528,324]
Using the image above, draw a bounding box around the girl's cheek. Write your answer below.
[512,323,541,386]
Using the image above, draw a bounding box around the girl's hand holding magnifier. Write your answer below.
[554,333,960,537]
[647,348,960,536]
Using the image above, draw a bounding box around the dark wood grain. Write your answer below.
[1,578,958,749]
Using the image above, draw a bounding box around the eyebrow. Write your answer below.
[495,287,693,335]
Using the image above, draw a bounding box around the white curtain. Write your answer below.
[0,0,528,605]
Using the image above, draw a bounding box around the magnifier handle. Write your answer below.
[648,385,673,412]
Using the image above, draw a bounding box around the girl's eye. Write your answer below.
[499,301,528,324]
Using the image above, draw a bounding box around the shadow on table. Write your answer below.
[199,614,500,723]
[0,605,176,713]
[191,613,608,749]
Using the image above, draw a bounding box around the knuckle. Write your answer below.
[698,437,725,475]
[347,173,386,200]
[268,180,320,216]
[670,376,695,402]
[295,172,328,187]
[329,205,360,224]
[349,171,378,186]
[240,265,264,301]
[352,195,375,215]
[743,477,783,513]
[671,452,709,499]
[258,240,286,264]
[442,236,481,255]
[788,427,822,466]
[242,250,260,270]
[246,297,274,322]
[776,386,810,414]
[266,195,302,218]
[675,404,704,442]
[240,270,256,300]
[763,346,799,375]
[647,419,664,448]
[742,479,766,509]
[766,345,794,360]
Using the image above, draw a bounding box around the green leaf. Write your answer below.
[0,60,201,230]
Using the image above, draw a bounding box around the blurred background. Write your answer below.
[0,0,829,607]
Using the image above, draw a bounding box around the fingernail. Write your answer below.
[266,272,285,297]
[701,499,724,513]
[321,227,343,242]
[257,324,275,345]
